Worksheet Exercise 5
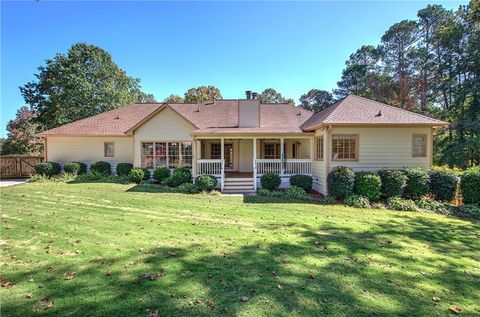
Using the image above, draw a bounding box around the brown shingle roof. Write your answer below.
[39,100,313,136]
[301,94,447,130]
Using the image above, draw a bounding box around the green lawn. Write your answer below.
[1,181,479,316]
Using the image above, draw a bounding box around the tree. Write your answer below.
[298,89,334,112]
[184,86,222,103]
[258,88,294,104]
[164,94,185,103]
[136,92,157,103]
[1,106,43,155]
[380,20,419,109]
[20,43,145,130]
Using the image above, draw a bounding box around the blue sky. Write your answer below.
[1,1,466,137]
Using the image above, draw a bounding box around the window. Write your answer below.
[141,141,192,169]
[211,144,221,159]
[292,143,298,159]
[332,135,358,160]
[412,134,427,157]
[315,137,324,160]
[264,143,280,159]
[104,142,114,157]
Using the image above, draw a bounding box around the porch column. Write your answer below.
[310,136,314,160]
[192,138,197,178]
[280,137,285,176]
[253,137,257,191]
[220,138,225,191]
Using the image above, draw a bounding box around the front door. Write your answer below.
[224,143,234,170]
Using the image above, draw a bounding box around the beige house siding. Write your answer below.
[46,136,134,172]
[328,127,432,171]
[133,107,195,167]
[239,139,254,172]
[238,100,260,127]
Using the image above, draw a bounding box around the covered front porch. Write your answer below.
[193,136,313,192]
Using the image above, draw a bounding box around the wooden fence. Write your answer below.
[0,155,43,179]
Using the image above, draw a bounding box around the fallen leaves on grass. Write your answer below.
[449,306,462,314]
[106,271,113,276]
[277,284,283,290]
[26,293,33,299]
[432,296,441,302]
[0,277,14,288]
[240,296,249,302]
[64,272,76,280]
[133,272,164,284]
[147,311,159,317]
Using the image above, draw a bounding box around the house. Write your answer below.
[39,93,447,194]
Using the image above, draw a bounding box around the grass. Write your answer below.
[1,181,479,316]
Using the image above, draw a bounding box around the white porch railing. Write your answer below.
[255,159,312,176]
[196,159,223,177]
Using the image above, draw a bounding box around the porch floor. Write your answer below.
[224,171,253,178]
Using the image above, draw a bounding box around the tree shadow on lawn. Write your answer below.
[2,217,479,316]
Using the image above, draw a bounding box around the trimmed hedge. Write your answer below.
[153,167,170,183]
[461,166,480,205]
[378,169,407,198]
[170,167,191,187]
[320,196,336,205]
[129,167,145,183]
[34,162,61,177]
[178,183,200,194]
[116,163,133,176]
[63,162,87,175]
[403,168,429,199]
[327,166,355,199]
[458,204,480,217]
[261,173,281,191]
[290,174,313,192]
[429,167,459,202]
[195,175,217,192]
[90,161,111,175]
[285,186,308,199]
[354,172,381,201]
[344,195,370,208]
[142,168,151,181]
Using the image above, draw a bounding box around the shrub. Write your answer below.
[258,188,271,197]
[290,174,313,192]
[170,167,192,187]
[153,167,171,183]
[429,168,459,202]
[129,167,145,183]
[161,176,174,187]
[354,172,381,201]
[270,191,284,198]
[178,183,200,194]
[461,166,480,205]
[34,162,61,177]
[195,175,218,192]
[327,166,355,199]
[371,202,386,210]
[415,197,451,215]
[403,168,429,199]
[76,171,114,182]
[142,168,151,181]
[116,163,133,176]
[90,161,111,175]
[285,186,309,200]
[344,195,370,208]
[458,204,480,217]
[261,173,281,191]
[320,196,336,205]
[63,162,86,175]
[387,197,418,212]
[378,169,407,198]
[28,173,50,182]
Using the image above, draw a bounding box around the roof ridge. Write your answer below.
[349,94,445,123]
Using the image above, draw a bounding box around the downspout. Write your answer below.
[324,125,332,195]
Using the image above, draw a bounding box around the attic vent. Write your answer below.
[375,110,382,117]
[296,111,301,116]
[114,115,120,120]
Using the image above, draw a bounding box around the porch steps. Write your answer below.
[223,178,255,194]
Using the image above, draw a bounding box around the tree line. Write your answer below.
[1,1,478,168]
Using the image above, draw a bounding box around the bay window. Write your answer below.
[141,141,192,169]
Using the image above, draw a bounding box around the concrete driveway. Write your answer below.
[0,179,27,187]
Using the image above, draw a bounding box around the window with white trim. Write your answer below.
[332,135,358,160]
[412,134,427,157]
[141,141,192,169]
[315,137,324,160]
[104,142,114,157]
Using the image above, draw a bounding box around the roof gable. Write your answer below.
[301,95,447,130]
